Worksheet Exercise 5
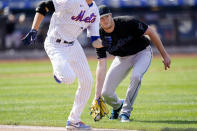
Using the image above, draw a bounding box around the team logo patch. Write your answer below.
[71,10,96,23]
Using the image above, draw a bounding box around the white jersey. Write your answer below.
[47,0,100,42]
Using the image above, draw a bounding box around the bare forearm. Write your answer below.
[146,27,168,58]
[95,59,107,99]
[32,0,55,30]
[32,13,45,31]
[145,27,171,70]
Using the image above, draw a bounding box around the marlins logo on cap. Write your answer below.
[98,5,111,18]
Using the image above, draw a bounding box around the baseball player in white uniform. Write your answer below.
[22,0,101,130]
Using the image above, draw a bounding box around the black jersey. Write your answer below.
[96,16,151,59]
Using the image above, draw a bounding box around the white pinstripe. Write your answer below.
[44,0,100,123]
[44,39,93,123]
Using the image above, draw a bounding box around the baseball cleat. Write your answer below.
[120,114,130,122]
[66,121,91,130]
[110,100,124,120]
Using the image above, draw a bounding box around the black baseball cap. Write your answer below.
[99,5,111,18]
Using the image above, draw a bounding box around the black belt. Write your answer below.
[56,39,74,44]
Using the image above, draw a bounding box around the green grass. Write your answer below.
[0,56,197,131]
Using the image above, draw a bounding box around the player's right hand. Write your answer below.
[90,97,109,121]
[162,54,171,70]
[92,38,103,48]
[22,29,38,45]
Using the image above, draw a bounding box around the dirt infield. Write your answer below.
[0,125,136,131]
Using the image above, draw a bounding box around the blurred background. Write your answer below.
[0,0,197,59]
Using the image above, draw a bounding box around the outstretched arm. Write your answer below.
[31,13,45,31]
[95,58,107,99]
[90,57,109,121]
[33,0,55,30]
[90,59,109,121]
[22,0,54,45]
[145,26,171,70]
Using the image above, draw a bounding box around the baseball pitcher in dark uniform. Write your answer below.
[94,5,171,122]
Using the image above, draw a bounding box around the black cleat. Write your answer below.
[110,100,124,120]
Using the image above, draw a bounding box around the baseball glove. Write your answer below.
[90,97,109,121]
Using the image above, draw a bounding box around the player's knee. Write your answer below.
[87,77,93,90]
[86,74,93,83]
[80,74,93,88]
[55,63,76,84]
[62,74,76,84]
[89,77,93,87]
[101,90,112,99]
[131,74,141,82]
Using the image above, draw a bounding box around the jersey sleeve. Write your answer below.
[36,0,55,15]
[129,19,148,37]
[87,8,100,37]
[96,47,107,59]
[52,0,69,12]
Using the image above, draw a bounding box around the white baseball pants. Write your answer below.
[44,37,93,123]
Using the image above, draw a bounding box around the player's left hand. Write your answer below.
[22,29,38,45]
[162,54,171,70]
[90,97,109,121]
